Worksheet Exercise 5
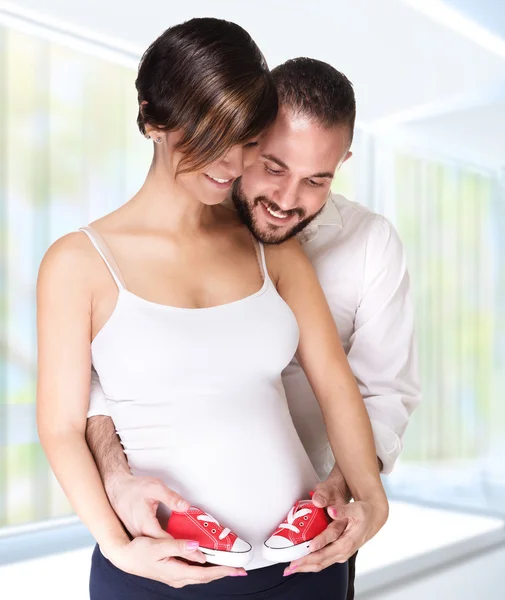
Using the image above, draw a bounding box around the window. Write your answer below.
[2,15,504,538]
[0,23,149,528]
[382,149,505,516]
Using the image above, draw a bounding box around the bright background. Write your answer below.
[0,0,504,598]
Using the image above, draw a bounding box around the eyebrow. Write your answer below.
[261,153,334,179]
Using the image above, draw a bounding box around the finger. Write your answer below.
[160,538,207,564]
[287,539,354,575]
[140,510,173,539]
[328,501,365,522]
[311,483,332,508]
[288,545,335,574]
[312,482,349,509]
[326,504,353,521]
[325,528,359,561]
[308,520,347,552]
[175,563,247,583]
[199,565,248,583]
[177,550,207,565]
[288,541,334,572]
[150,482,190,512]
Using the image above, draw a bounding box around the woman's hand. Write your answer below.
[284,498,388,576]
[103,536,247,588]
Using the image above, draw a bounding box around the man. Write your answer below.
[86,57,420,599]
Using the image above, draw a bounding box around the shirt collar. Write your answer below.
[296,192,343,245]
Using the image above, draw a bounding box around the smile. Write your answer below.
[260,200,292,221]
[209,176,232,184]
[204,174,234,189]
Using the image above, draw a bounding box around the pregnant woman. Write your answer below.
[36,17,388,600]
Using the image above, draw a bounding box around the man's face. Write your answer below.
[232,106,352,244]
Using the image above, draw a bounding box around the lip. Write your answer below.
[258,200,296,226]
[204,173,235,190]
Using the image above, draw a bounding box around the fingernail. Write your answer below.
[186,541,199,550]
[284,568,294,577]
[177,499,189,510]
[329,507,338,518]
[231,571,248,577]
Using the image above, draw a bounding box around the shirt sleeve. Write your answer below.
[88,367,110,418]
[347,215,421,474]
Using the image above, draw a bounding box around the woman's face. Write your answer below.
[163,130,261,206]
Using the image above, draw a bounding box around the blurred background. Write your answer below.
[0,0,504,597]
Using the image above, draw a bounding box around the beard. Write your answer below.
[231,179,324,245]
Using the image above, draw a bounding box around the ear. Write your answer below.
[342,150,352,164]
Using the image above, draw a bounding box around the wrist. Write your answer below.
[364,491,389,522]
[326,464,352,503]
[98,529,131,560]
[104,469,133,504]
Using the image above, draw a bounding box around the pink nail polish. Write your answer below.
[231,572,248,577]
[186,541,199,550]
[284,568,294,577]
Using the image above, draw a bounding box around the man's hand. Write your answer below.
[104,535,247,587]
[107,474,190,538]
[282,465,350,575]
[283,462,387,576]
[312,463,352,508]
[86,415,191,539]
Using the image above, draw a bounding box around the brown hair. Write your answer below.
[136,18,278,174]
[272,58,356,145]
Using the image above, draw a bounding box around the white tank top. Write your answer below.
[80,226,319,569]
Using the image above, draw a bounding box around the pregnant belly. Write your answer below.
[123,410,320,569]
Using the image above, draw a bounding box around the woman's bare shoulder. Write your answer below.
[264,238,308,283]
[37,231,101,291]
[264,237,304,259]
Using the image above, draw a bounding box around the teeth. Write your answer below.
[265,204,289,219]
[208,176,231,184]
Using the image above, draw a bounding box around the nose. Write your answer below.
[220,145,244,179]
[273,179,299,212]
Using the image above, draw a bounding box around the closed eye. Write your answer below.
[265,165,282,175]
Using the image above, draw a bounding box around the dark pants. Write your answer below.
[346,552,357,600]
[89,544,348,599]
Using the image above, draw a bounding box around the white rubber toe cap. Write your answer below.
[264,535,293,549]
[232,538,252,553]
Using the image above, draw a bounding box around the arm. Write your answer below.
[314,216,420,506]
[86,375,189,538]
[346,216,420,474]
[37,234,130,558]
[269,241,388,540]
[86,371,131,487]
[37,233,242,584]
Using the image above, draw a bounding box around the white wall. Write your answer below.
[4,0,505,125]
[360,543,505,599]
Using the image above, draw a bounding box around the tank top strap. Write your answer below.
[257,241,269,282]
[79,226,127,291]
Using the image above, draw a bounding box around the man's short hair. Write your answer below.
[271,57,356,144]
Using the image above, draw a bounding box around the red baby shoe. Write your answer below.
[167,507,253,568]
[262,493,330,562]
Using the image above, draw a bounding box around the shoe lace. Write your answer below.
[196,513,231,540]
[278,505,312,534]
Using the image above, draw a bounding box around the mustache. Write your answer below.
[254,196,305,219]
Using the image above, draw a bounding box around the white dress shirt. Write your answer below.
[88,193,420,477]
[285,193,421,476]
